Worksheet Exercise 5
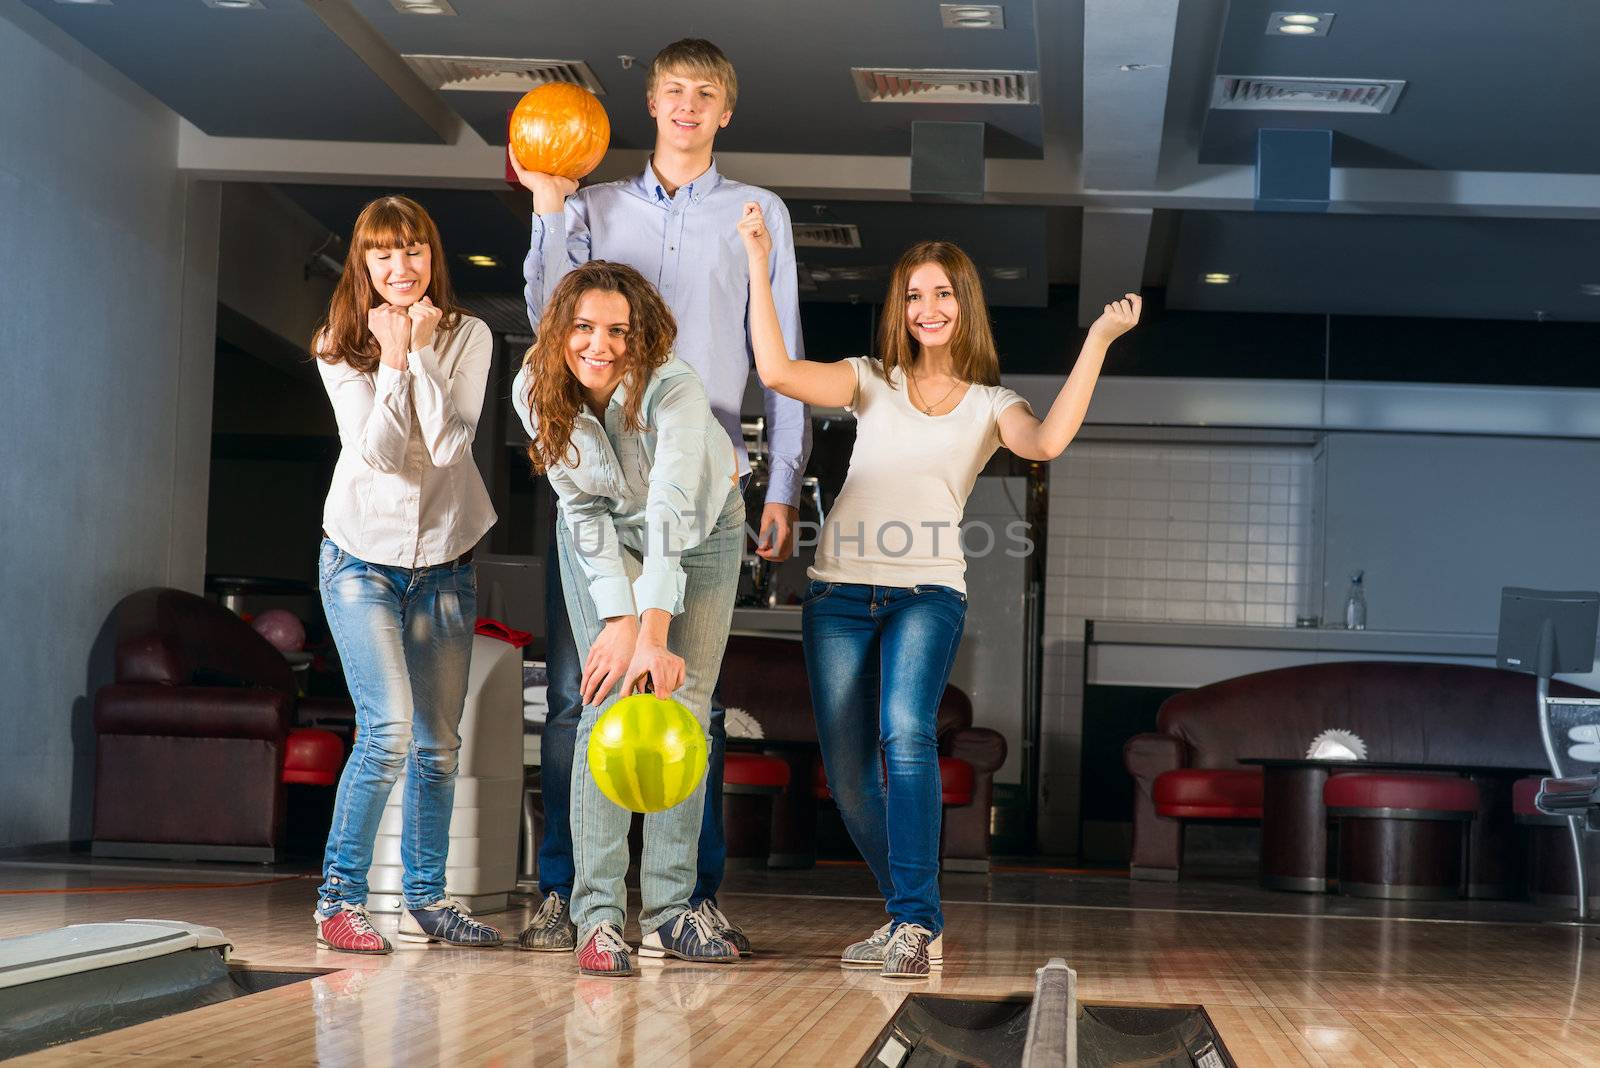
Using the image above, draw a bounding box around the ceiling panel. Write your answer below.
[349,0,1045,157]
[1168,211,1600,321]
[19,0,443,142]
[1198,0,1600,173]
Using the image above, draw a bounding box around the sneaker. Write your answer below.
[519,892,578,952]
[840,921,895,968]
[315,903,393,955]
[398,896,503,947]
[693,899,752,956]
[880,923,943,979]
[639,909,739,963]
[577,921,635,978]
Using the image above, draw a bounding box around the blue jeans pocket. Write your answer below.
[802,580,835,606]
[912,583,967,604]
[318,539,347,584]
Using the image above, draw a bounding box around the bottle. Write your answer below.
[1344,570,1367,630]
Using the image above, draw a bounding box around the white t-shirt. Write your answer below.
[808,356,1032,593]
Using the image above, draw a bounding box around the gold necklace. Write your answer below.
[908,371,961,415]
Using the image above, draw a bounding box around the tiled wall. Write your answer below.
[1038,440,1319,855]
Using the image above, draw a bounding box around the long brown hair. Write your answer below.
[876,240,1000,387]
[312,195,463,372]
[523,261,678,473]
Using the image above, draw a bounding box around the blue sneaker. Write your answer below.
[398,897,503,947]
[639,909,739,963]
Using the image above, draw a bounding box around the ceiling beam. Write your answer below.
[1078,208,1154,326]
[301,0,461,145]
[174,121,1600,220]
[1081,0,1181,190]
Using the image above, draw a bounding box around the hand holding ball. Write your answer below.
[509,83,610,181]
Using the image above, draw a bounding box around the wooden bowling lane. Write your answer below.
[5,867,1600,1066]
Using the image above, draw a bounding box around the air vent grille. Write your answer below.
[403,55,605,95]
[851,68,1038,105]
[792,223,862,250]
[1212,76,1404,114]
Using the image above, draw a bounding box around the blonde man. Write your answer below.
[512,39,807,959]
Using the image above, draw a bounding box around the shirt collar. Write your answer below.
[639,157,722,205]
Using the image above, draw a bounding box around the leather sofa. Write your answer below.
[717,633,1006,871]
[1124,660,1595,881]
[93,587,332,861]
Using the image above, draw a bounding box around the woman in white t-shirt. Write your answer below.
[739,204,1141,979]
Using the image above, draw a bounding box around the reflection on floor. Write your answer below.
[4,857,1600,1066]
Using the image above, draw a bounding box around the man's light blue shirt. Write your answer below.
[523,158,810,507]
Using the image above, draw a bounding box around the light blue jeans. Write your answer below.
[802,581,968,935]
[316,538,476,911]
[559,487,743,940]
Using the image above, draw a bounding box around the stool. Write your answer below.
[282,728,344,853]
[1325,773,1478,900]
[282,728,343,786]
[1514,775,1598,910]
[723,753,791,869]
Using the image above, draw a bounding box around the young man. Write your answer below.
[512,38,809,963]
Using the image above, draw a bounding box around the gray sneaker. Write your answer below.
[694,900,752,956]
[841,921,895,968]
[517,891,577,952]
[880,923,943,979]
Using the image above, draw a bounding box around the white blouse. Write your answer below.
[316,316,497,568]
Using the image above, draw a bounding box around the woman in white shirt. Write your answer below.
[739,205,1141,978]
[310,195,502,954]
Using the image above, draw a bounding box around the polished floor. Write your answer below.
[5,859,1600,1066]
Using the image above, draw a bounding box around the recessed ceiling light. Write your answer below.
[203,0,265,8]
[989,266,1027,281]
[940,3,1004,30]
[464,254,500,267]
[1203,272,1235,285]
[1268,11,1334,36]
[391,0,456,13]
[1581,283,1600,297]
[53,1,112,6]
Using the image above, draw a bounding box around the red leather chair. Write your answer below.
[92,588,340,862]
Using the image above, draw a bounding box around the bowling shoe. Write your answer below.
[577,921,635,978]
[638,908,739,963]
[315,903,394,955]
[692,899,752,956]
[519,891,579,951]
[880,923,943,979]
[398,896,504,947]
[840,921,895,968]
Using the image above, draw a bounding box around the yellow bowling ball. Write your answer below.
[586,693,708,813]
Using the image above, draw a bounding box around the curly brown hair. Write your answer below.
[877,240,999,388]
[523,261,678,473]
[312,195,463,372]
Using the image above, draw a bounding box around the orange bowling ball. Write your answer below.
[508,83,610,181]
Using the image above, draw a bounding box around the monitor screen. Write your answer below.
[1496,587,1599,677]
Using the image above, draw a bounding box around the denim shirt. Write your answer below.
[512,358,738,619]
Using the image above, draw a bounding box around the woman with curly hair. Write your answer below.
[310,194,503,954]
[512,260,745,978]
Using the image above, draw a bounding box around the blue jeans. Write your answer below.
[560,487,744,938]
[538,506,730,906]
[316,539,476,911]
[801,581,967,935]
